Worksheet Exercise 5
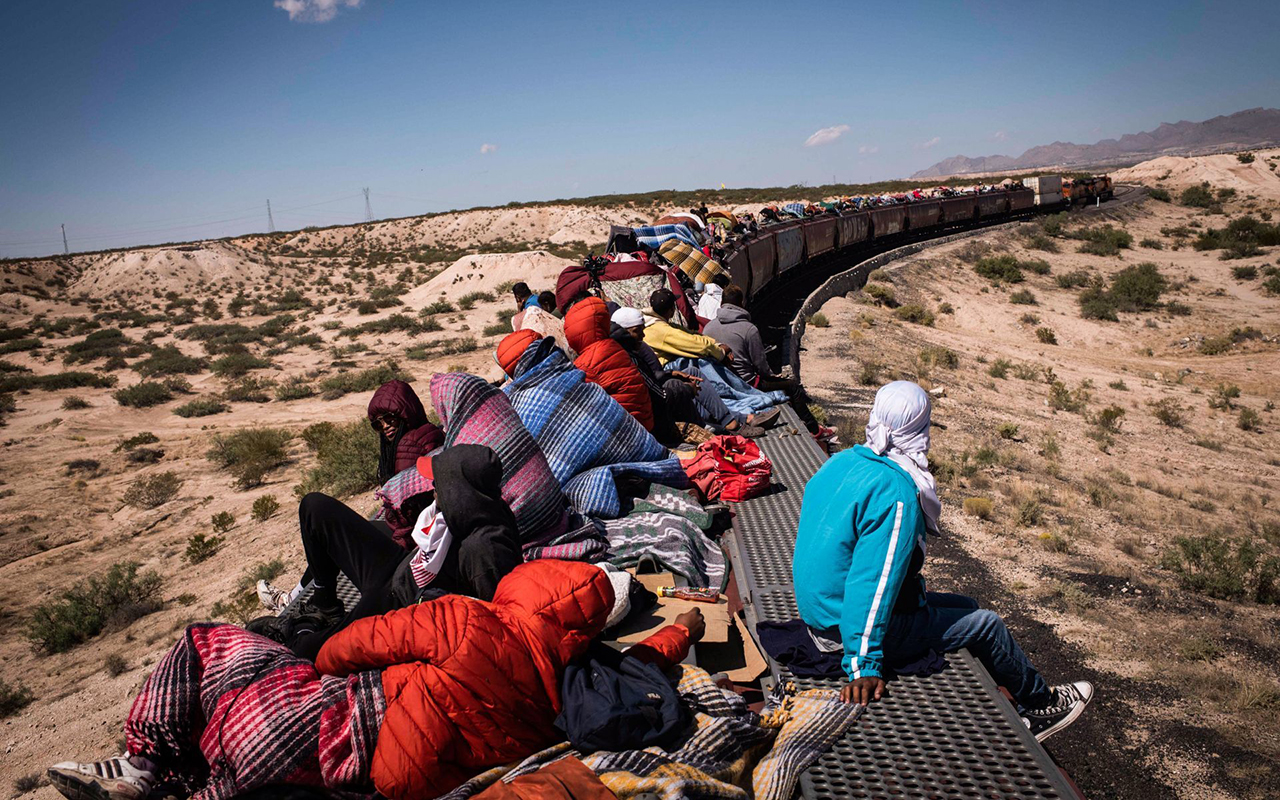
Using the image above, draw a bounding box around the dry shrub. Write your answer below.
[123,471,182,509]
[963,497,994,520]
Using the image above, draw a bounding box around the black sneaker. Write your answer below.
[1022,681,1094,742]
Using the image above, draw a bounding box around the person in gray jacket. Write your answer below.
[703,284,796,393]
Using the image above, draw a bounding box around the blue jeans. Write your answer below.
[884,592,1052,709]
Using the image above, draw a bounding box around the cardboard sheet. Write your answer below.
[612,571,731,645]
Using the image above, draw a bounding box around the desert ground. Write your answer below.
[802,151,1280,799]
[1,150,1278,800]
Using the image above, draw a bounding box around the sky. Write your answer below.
[2,0,1278,258]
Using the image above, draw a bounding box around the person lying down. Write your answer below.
[47,561,705,800]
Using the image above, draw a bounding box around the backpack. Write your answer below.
[699,434,773,503]
[555,644,687,753]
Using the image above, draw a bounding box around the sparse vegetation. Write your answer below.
[863,283,896,306]
[122,471,182,508]
[113,381,174,408]
[1009,289,1037,305]
[174,397,228,417]
[1075,225,1133,256]
[893,304,935,326]
[973,255,1026,284]
[1150,398,1186,428]
[116,431,159,451]
[184,531,224,564]
[1035,327,1057,345]
[0,679,34,718]
[104,653,128,677]
[211,511,236,533]
[318,360,409,400]
[1180,183,1215,208]
[1162,532,1279,604]
[1238,407,1261,432]
[1147,187,1171,202]
[295,419,380,497]
[963,497,994,520]
[252,494,281,520]
[809,312,830,328]
[207,427,293,489]
[26,562,163,653]
[61,395,91,410]
[988,359,1011,379]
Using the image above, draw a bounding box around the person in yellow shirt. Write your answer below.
[643,289,728,365]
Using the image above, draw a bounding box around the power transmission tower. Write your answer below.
[61,224,69,255]
[363,187,372,222]
[267,200,275,233]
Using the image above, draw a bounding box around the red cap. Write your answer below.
[415,456,434,482]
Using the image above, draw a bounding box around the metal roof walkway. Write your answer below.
[723,405,1079,800]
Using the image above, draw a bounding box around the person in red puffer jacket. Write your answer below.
[368,380,445,485]
[46,561,701,800]
[563,296,655,430]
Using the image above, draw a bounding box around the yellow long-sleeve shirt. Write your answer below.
[643,317,726,365]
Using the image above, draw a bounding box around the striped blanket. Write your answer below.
[126,623,384,800]
[433,666,859,800]
[504,341,688,519]
[604,484,726,589]
[632,223,701,250]
[664,356,786,416]
[658,240,726,286]
[431,372,569,545]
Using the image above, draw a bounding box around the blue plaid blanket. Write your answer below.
[632,223,701,250]
[782,202,806,219]
[665,356,786,415]
[504,341,689,518]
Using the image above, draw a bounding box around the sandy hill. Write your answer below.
[69,241,277,299]
[405,251,572,306]
[1112,147,1280,202]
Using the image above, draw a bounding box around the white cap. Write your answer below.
[611,307,645,328]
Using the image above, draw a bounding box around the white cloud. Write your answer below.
[804,124,850,148]
[920,136,941,149]
[479,143,498,155]
[993,130,1008,142]
[274,0,362,23]
[858,145,879,155]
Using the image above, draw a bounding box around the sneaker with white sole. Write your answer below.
[48,755,155,800]
[257,579,291,615]
[1022,681,1094,742]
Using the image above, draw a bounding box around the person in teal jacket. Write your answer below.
[794,381,1093,742]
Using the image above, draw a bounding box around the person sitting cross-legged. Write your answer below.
[793,381,1093,742]
[702,284,796,394]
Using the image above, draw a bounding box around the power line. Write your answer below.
[363,187,372,222]
[267,200,275,233]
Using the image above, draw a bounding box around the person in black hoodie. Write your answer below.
[256,444,523,661]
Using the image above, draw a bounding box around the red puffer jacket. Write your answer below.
[563,297,655,430]
[317,560,689,800]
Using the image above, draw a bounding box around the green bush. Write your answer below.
[1092,405,1126,433]
[62,329,133,364]
[211,352,273,378]
[133,345,207,377]
[252,494,281,521]
[61,395,91,410]
[963,497,994,520]
[26,562,164,653]
[1162,533,1279,604]
[997,423,1019,440]
[184,532,224,564]
[917,346,958,370]
[988,359,1011,379]
[1022,233,1059,252]
[1009,290,1037,305]
[211,511,236,533]
[1035,327,1057,345]
[122,471,182,508]
[114,381,174,408]
[421,300,456,315]
[115,431,159,451]
[1055,270,1092,289]
[809,312,830,328]
[1150,398,1185,427]
[482,323,511,337]
[1239,407,1262,432]
[295,419,381,498]
[1109,263,1168,310]
[224,376,274,403]
[893,305,935,326]
[1180,184,1215,208]
[207,428,293,489]
[457,291,496,310]
[274,376,315,401]
[1208,383,1241,410]
[1147,187,1171,202]
[973,255,1025,284]
[0,371,118,394]
[1237,152,1255,164]
[318,361,410,400]
[0,679,34,718]
[174,397,228,417]
[863,283,896,306]
[1047,380,1086,412]
[1139,237,1163,250]
[1075,225,1133,256]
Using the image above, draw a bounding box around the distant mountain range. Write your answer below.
[912,107,1280,179]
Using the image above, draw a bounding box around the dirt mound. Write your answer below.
[1113,147,1280,202]
[404,250,573,306]
[70,241,276,299]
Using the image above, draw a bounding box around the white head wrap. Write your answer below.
[408,502,453,588]
[611,307,645,329]
[864,381,941,534]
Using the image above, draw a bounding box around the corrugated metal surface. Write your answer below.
[1034,191,1063,206]
[1009,189,1035,212]
[1024,175,1061,194]
[978,194,1008,217]
[836,212,870,248]
[775,223,805,272]
[906,200,942,230]
[748,232,776,295]
[869,206,907,238]
[803,217,836,257]
[940,196,977,222]
[723,245,750,297]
